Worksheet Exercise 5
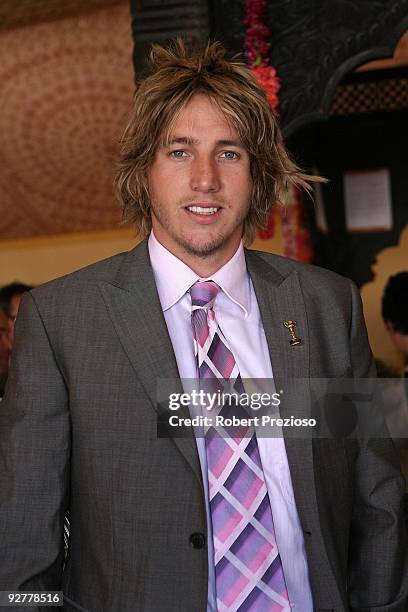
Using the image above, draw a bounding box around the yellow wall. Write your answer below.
[0,217,284,286]
[0,228,139,286]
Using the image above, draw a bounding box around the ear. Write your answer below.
[385,321,394,333]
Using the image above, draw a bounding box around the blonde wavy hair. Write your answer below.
[116,39,317,245]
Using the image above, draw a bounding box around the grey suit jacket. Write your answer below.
[0,240,407,612]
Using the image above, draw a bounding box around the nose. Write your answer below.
[190,155,220,193]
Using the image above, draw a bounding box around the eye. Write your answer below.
[221,150,239,160]
[169,149,188,158]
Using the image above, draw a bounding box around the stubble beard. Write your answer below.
[177,231,228,258]
[151,201,248,260]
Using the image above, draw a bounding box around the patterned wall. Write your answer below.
[0,1,134,239]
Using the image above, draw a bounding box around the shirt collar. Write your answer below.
[148,231,250,317]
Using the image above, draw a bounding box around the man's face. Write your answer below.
[147,94,252,267]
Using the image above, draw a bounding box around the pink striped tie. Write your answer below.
[189,281,290,612]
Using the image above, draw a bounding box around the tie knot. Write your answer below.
[189,281,220,309]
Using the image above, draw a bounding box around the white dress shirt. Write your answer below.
[148,231,313,611]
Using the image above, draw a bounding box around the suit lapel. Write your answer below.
[97,241,319,522]
[246,250,318,533]
[98,239,202,485]
[245,252,309,383]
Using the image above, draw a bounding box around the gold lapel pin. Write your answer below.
[283,320,302,346]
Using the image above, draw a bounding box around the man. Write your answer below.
[0,282,32,350]
[0,40,406,612]
[381,272,408,495]
[382,272,408,372]
[0,283,32,397]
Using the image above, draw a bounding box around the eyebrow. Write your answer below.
[166,136,244,148]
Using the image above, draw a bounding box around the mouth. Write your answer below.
[184,204,221,216]
[182,202,224,225]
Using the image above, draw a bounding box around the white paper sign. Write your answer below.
[343,168,393,232]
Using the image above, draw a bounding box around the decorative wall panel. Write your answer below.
[211,0,408,135]
[0,2,134,239]
[329,71,408,116]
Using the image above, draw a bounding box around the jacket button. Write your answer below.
[189,532,206,549]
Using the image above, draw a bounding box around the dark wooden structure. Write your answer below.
[131,0,408,136]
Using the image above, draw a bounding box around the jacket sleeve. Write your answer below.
[0,291,70,611]
[347,280,408,611]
